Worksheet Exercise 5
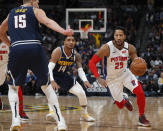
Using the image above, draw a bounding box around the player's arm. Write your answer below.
[34,8,73,36]
[128,44,138,61]
[48,47,61,89]
[129,44,146,63]
[0,16,10,47]
[75,52,92,88]
[89,44,109,87]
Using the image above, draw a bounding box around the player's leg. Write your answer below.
[124,70,150,126]
[107,79,133,111]
[0,96,2,110]
[31,46,66,130]
[7,47,29,131]
[0,65,7,110]
[41,84,67,130]
[18,86,29,121]
[69,81,95,122]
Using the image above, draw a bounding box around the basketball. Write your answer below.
[130,57,147,76]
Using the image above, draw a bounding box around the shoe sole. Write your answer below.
[138,122,151,127]
[80,117,95,122]
[10,126,21,131]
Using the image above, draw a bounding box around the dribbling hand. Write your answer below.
[96,77,107,88]
[51,80,60,90]
[84,81,93,88]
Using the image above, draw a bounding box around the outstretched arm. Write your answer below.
[34,8,73,36]
[76,52,92,88]
[89,44,109,87]
[0,16,10,47]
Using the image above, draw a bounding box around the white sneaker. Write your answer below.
[46,112,56,122]
[58,121,67,131]
[80,114,95,122]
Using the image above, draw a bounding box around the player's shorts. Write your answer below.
[7,43,49,87]
[106,68,138,102]
[0,63,7,86]
[53,73,75,92]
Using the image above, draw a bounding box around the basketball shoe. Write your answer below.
[80,113,95,122]
[57,118,67,131]
[138,114,150,127]
[10,125,21,131]
[46,111,56,122]
[123,93,133,111]
[19,110,29,121]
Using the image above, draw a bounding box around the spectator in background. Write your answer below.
[158,72,163,93]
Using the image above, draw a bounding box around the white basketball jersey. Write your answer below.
[106,41,129,79]
[0,42,9,65]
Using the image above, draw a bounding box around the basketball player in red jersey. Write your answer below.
[89,26,150,127]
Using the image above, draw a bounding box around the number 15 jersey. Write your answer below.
[106,41,129,79]
[8,6,42,46]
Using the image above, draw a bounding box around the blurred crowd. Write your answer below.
[0,0,162,96]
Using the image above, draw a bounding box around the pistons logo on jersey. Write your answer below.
[131,80,136,86]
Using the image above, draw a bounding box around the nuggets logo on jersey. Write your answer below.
[53,46,75,75]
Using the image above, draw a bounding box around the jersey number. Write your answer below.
[115,62,123,69]
[58,66,67,72]
[14,14,26,28]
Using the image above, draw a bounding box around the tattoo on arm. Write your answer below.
[76,52,82,68]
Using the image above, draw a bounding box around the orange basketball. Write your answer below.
[130,57,147,76]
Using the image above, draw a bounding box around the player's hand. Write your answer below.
[84,81,92,88]
[134,57,146,63]
[64,29,74,36]
[51,80,60,90]
[96,77,107,88]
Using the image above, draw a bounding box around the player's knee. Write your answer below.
[76,90,86,98]
[133,83,145,97]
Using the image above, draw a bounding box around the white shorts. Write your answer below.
[0,63,7,86]
[106,69,138,102]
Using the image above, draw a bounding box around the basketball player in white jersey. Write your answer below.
[89,26,150,127]
[0,38,8,110]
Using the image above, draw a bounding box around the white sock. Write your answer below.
[8,85,20,126]
[41,84,65,123]
[48,103,54,113]
[81,106,88,115]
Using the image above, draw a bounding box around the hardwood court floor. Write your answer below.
[0,96,163,131]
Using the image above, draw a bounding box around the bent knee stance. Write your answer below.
[69,82,87,105]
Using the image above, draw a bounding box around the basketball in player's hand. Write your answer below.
[130,57,147,76]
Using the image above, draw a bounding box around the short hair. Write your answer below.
[114,26,127,35]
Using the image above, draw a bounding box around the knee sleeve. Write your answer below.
[69,82,87,106]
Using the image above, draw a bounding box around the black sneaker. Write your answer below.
[123,93,133,111]
[138,114,151,127]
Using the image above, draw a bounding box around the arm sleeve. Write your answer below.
[89,54,102,78]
